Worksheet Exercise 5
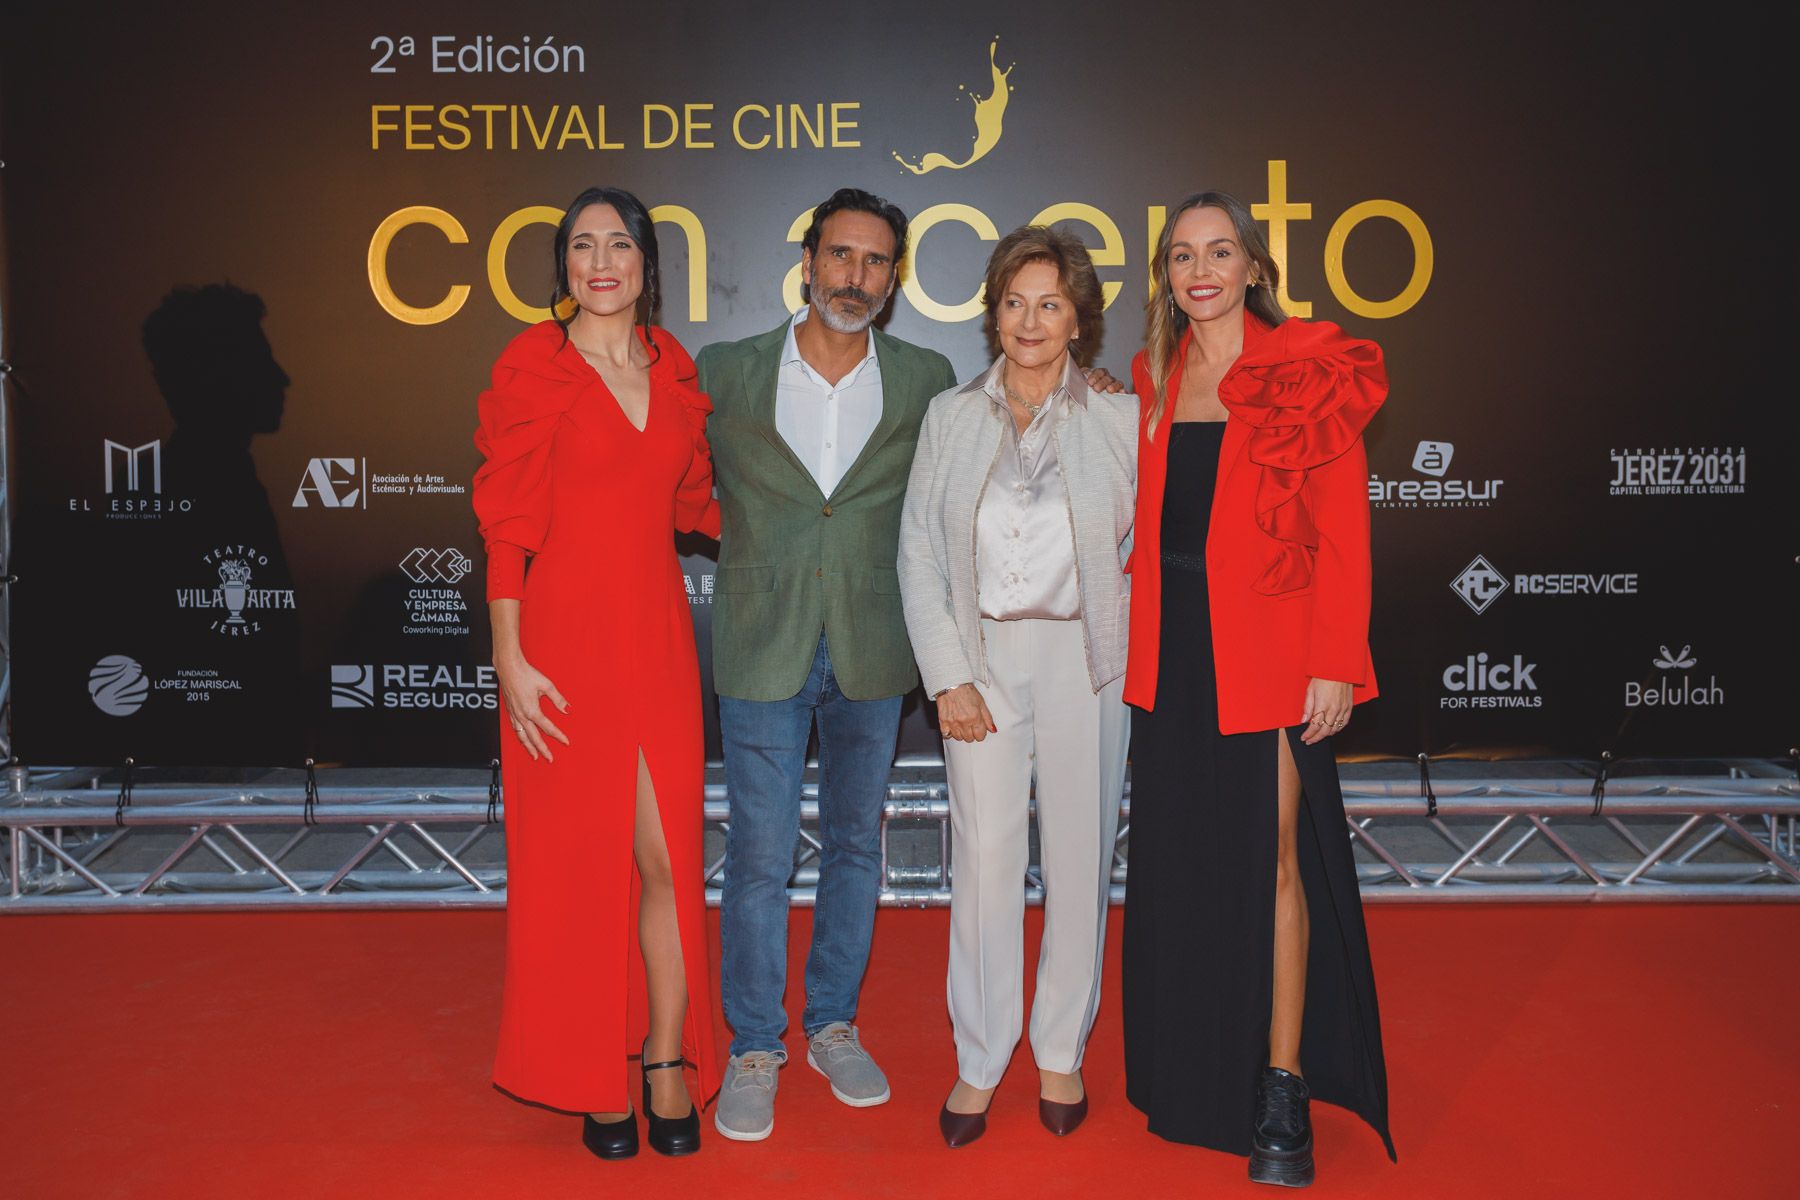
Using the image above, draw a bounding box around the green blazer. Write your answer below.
[696,320,956,702]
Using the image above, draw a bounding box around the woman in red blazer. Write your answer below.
[1119,192,1394,1187]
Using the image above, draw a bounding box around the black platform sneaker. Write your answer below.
[1249,1066,1315,1188]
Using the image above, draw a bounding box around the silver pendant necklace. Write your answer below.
[1003,382,1045,417]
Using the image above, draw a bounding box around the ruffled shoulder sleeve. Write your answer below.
[646,328,720,538]
[472,321,580,601]
[1219,316,1387,594]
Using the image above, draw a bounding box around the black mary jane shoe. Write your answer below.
[641,1040,701,1156]
[581,1110,638,1160]
[1249,1066,1315,1188]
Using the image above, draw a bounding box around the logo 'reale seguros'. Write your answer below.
[331,663,497,710]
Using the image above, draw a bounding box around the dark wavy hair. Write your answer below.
[799,187,909,302]
[551,186,663,360]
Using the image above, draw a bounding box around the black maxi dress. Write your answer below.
[1121,418,1395,1160]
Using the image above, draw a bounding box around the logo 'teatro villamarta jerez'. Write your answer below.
[891,39,1015,175]
[175,545,297,635]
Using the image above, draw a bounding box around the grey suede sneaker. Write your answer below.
[714,1049,786,1142]
[805,1023,891,1107]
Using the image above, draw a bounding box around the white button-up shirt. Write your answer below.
[776,308,884,497]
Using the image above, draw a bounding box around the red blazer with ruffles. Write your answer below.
[473,321,720,601]
[1124,311,1386,734]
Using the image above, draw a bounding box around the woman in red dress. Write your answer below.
[473,186,722,1159]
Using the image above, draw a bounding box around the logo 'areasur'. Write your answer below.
[1370,440,1504,509]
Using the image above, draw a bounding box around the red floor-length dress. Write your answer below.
[473,319,722,1113]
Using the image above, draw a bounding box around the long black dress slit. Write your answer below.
[1121,418,1395,1160]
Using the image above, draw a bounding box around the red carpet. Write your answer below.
[2,905,1794,1198]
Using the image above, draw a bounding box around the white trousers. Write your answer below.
[943,617,1130,1089]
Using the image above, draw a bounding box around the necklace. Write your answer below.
[1002,382,1046,417]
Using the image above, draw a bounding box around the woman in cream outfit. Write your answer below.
[898,225,1136,1147]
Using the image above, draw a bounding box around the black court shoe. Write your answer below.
[1249,1066,1315,1188]
[642,1041,701,1156]
[581,1110,638,1160]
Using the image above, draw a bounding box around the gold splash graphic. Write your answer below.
[892,39,1014,175]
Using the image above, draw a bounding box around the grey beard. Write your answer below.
[812,286,883,334]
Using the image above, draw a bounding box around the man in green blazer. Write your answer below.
[698,188,955,1143]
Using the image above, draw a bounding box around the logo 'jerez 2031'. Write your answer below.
[1609,447,1746,497]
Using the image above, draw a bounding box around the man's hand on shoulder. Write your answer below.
[1083,365,1127,394]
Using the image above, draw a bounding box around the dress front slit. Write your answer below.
[1121,419,1393,1158]
[476,323,722,1116]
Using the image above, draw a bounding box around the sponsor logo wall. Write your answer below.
[5,2,1784,764]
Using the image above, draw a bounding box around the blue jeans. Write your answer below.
[718,633,902,1057]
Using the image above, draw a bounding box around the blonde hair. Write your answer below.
[1143,191,1286,437]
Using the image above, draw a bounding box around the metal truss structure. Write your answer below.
[1,350,15,762]
[5,760,1796,912]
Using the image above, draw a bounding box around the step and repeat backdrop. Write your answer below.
[3,1,1787,766]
